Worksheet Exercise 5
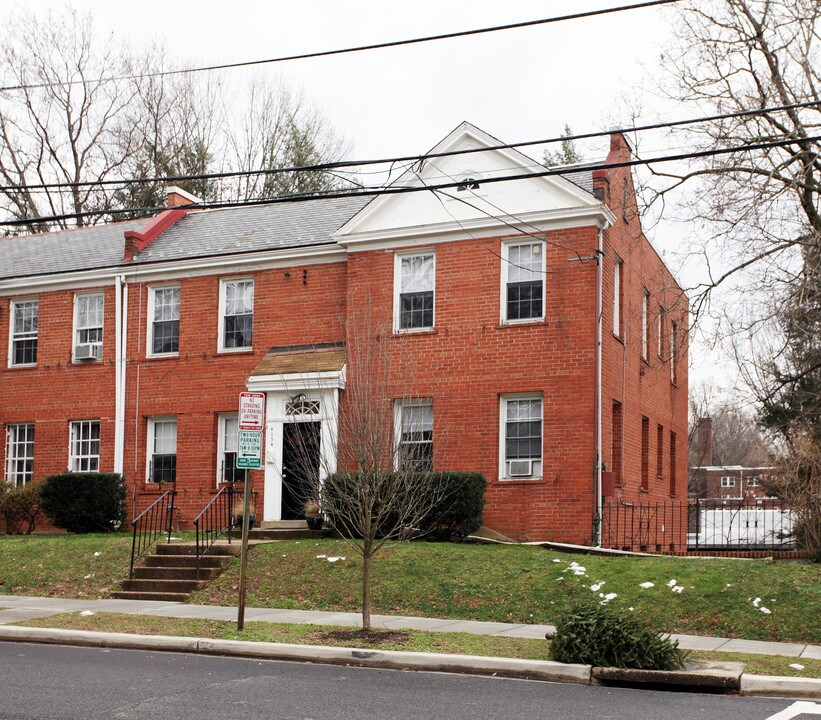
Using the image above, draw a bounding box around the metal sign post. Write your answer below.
[236,394,264,631]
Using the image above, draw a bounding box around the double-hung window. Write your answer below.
[501,396,543,479]
[5,424,34,486]
[721,476,736,488]
[69,420,100,472]
[395,400,433,471]
[9,299,38,366]
[502,241,545,323]
[220,278,254,350]
[74,293,104,361]
[217,413,239,484]
[148,417,177,483]
[148,286,180,356]
[395,253,434,331]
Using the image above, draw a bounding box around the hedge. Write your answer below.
[39,472,126,533]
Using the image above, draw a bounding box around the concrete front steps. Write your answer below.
[111,543,239,603]
[247,519,326,541]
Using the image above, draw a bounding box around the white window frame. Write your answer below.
[393,250,436,333]
[641,290,649,361]
[393,399,434,471]
[747,476,759,487]
[500,239,546,325]
[670,321,678,383]
[657,306,665,358]
[613,257,622,337]
[146,416,178,483]
[73,292,104,363]
[8,297,39,367]
[69,420,101,472]
[217,412,239,485]
[499,394,543,481]
[218,277,255,352]
[146,284,180,358]
[721,476,736,488]
[5,423,34,487]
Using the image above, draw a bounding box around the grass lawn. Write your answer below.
[13,612,821,679]
[190,539,821,644]
[1,535,819,644]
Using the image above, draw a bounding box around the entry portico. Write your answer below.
[245,343,346,522]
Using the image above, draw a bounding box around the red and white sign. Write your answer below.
[239,392,265,431]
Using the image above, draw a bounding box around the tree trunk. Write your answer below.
[361,549,371,632]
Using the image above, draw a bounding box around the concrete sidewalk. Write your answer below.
[0,594,819,660]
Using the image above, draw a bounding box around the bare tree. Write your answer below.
[0,10,350,233]
[223,78,350,201]
[284,308,458,632]
[0,9,140,231]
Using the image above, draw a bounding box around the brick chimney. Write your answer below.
[165,185,201,208]
[695,417,714,467]
[592,131,633,203]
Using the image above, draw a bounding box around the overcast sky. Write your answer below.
[21,0,726,393]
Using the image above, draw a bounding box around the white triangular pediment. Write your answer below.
[336,122,614,248]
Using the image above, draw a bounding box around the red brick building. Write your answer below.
[0,123,687,542]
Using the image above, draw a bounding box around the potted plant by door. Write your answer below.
[303,500,324,531]
[232,500,256,531]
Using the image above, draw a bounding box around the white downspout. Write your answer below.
[114,275,128,476]
[594,228,604,546]
[114,276,122,474]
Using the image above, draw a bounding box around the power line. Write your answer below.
[1,99,817,195]
[0,1,680,93]
[1,132,818,228]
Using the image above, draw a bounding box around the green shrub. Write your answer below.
[419,471,486,540]
[550,602,689,670]
[0,482,42,534]
[322,471,485,541]
[39,472,126,533]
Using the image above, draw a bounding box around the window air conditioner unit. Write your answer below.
[509,459,533,477]
[75,344,102,361]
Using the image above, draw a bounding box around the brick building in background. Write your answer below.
[0,123,688,543]
[689,417,774,500]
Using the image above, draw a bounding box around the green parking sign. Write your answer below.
[237,430,262,469]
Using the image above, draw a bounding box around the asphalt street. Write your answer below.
[0,641,805,720]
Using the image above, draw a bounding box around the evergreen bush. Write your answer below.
[550,602,689,670]
[39,472,126,533]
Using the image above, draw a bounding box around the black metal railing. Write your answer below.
[129,489,177,578]
[193,485,234,574]
[600,498,795,554]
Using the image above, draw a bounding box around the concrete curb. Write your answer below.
[593,660,744,690]
[2,625,820,698]
[740,674,821,699]
[0,626,590,685]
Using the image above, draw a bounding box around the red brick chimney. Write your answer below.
[165,185,201,208]
[696,417,714,467]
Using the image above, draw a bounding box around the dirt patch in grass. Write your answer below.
[321,629,410,644]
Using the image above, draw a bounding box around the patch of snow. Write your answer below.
[93,552,102,557]
[672,585,684,594]
[752,597,761,607]
[80,610,95,616]
[83,573,94,580]
[789,663,805,671]
[760,607,771,614]
[639,582,655,589]
[590,582,604,592]
[667,579,677,587]
[316,554,327,559]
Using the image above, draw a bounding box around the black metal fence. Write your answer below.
[600,498,795,554]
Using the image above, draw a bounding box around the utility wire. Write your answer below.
[1,99,817,194]
[1,132,818,228]
[0,1,680,93]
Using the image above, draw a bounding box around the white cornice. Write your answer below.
[0,245,346,296]
[337,206,616,252]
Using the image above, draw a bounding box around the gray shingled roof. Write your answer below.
[558,169,595,194]
[0,174,598,281]
[0,218,151,280]
[134,195,371,263]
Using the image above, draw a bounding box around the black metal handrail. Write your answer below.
[129,488,177,578]
[193,485,234,574]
